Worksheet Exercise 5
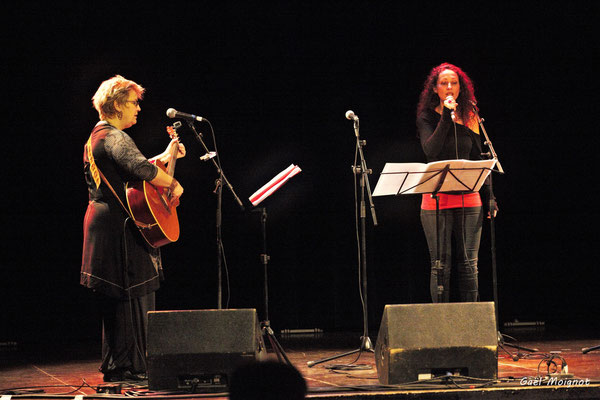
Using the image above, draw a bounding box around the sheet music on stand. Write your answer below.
[373,159,496,196]
[249,164,302,206]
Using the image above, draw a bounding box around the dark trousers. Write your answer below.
[420,206,483,303]
[97,292,155,375]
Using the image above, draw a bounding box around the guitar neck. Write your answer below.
[164,125,180,178]
[166,143,178,177]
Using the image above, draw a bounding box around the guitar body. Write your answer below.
[126,161,180,248]
[126,125,182,248]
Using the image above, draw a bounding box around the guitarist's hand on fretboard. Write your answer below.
[165,138,186,161]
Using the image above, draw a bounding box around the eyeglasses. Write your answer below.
[126,100,141,107]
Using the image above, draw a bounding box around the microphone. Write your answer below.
[345,110,359,121]
[166,108,204,122]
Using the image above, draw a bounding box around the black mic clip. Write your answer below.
[186,119,203,137]
[469,100,480,112]
[213,178,222,194]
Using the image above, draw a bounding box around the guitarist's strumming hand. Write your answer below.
[168,178,183,207]
[170,196,181,208]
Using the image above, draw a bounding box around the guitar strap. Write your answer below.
[86,137,153,230]
[98,170,153,230]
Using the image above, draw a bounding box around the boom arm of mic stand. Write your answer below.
[187,121,245,211]
[355,121,378,226]
[473,111,505,174]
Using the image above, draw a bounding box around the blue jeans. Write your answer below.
[420,206,483,302]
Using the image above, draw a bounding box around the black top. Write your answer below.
[80,122,162,299]
[417,106,484,163]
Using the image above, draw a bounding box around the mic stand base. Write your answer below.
[582,344,600,354]
[261,320,292,365]
[497,331,539,361]
[307,336,374,368]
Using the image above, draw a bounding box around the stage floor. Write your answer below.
[1,329,600,399]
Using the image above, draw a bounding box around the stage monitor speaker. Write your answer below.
[375,302,497,384]
[147,308,266,392]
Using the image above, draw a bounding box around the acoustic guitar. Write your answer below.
[126,124,181,248]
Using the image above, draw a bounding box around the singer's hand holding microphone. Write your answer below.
[444,96,457,121]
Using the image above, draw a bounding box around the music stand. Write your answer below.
[374,159,538,357]
[248,164,302,365]
[252,206,291,365]
[373,159,496,302]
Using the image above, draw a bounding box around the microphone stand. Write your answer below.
[186,120,244,309]
[307,115,378,368]
[472,104,537,358]
[472,102,504,175]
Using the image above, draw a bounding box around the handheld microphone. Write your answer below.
[345,110,359,121]
[166,108,204,122]
[445,96,457,121]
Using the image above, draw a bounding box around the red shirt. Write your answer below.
[421,192,482,210]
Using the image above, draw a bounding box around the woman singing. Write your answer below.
[416,63,497,303]
[81,75,185,381]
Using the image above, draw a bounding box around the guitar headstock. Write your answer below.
[166,121,182,141]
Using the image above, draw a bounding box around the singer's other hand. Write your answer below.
[487,199,498,219]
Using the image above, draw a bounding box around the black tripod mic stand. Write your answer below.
[307,112,378,368]
[472,103,537,360]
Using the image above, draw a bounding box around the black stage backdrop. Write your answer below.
[2,1,599,344]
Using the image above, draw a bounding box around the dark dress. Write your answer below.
[81,121,161,377]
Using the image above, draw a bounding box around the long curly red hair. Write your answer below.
[416,63,477,125]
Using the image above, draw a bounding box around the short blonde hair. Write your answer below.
[92,75,145,120]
